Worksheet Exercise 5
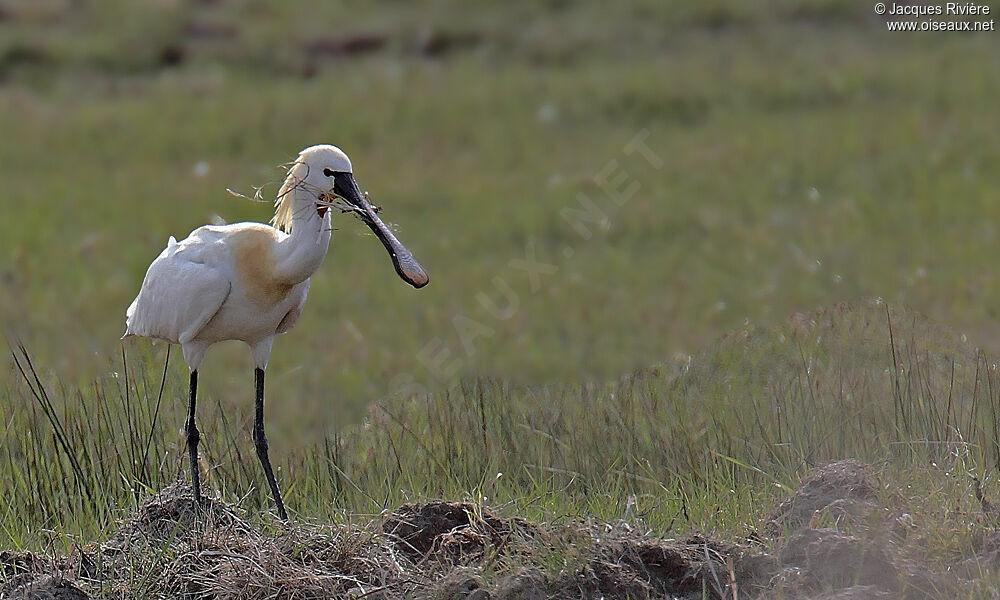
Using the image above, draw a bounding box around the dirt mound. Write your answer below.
[383,501,534,563]
[548,534,760,600]
[1,551,48,581]
[493,569,547,600]
[382,503,773,599]
[0,553,89,600]
[766,459,881,535]
[139,523,400,599]
[96,483,404,599]
[3,575,90,600]
[574,534,775,599]
[778,528,898,591]
[104,481,255,551]
[424,568,490,600]
[4,461,995,599]
[765,461,945,599]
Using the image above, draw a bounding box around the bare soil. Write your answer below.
[2,460,996,599]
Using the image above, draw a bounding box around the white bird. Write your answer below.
[124,144,428,520]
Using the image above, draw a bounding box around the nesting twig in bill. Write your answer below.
[316,190,382,217]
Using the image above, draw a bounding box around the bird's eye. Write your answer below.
[323,168,335,177]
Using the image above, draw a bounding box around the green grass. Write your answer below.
[4,301,1000,560]
[2,0,1000,576]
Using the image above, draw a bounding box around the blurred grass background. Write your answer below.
[2,0,1000,553]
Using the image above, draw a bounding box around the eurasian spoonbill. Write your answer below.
[124,144,428,520]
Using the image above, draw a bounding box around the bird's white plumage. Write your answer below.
[125,230,231,345]
[123,144,428,520]
[124,145,347,370]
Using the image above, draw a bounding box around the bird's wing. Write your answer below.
[125,230,232,344]
[276,279,310,335]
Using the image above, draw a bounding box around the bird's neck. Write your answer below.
[273,191,333,284]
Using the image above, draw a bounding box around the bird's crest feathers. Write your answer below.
[271,161,307,233]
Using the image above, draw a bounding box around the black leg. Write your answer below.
[186,370,203,504]
[253,367,288,520]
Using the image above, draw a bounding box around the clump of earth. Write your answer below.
[2,460,996,599]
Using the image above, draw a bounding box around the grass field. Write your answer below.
[3,1,1000,597]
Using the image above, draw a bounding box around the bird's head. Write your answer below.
[274,144,429,289]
